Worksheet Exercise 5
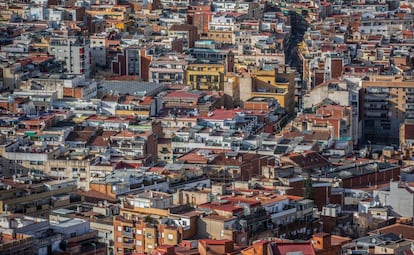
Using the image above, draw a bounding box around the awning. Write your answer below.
[25,131,37,137]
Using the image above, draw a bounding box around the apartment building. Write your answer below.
[90,34,107,67]
[86,5,130,21]
[293,104,353,143]
[375,181,414,218]
[46,154,95,191]
[400,119,414,157]
[206,15,239,45]
[168,24,198,49]
[89,169,168,200]
[187,6,214,35]
[242,240,316,255]
[111,47,141,77]
[13,90,57,112]
[149,54,187,84]
[0,176,76,216]
[0,61,23,90]
[176,149,275,182]
[362,77,414,144]
[48,37,91,78]
[113,199,199,255]
[189,47,231,63]
[0,212,106,255]
[111,46,152,81]
[162,91,200,111]
[345,233,414,255]
[29,75,97,100]
[114,95,155,118]
[186,62,225,90]
[303,79,361,145]
[249,69,296,115]
[1,135,61,175]
[0,231,33,255]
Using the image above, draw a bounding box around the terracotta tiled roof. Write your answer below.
[88,136,110,147]
[286,151,330,169]
[370,224,414,241]
[272,242,316,255]
[198,201,244,213]
[164,91,201,99]
[77,190,118,203]
[202,109,243,121]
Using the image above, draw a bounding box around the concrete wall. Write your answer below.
[389,181,414,217]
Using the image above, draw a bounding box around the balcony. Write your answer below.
[171,137,189,143]
[366,88,389,94]
[67,231,98,244]
[122,242,134,249]
[365,107,388,111]
[364,112,388,119]
[364,95,387,102]
[122,231,133,238]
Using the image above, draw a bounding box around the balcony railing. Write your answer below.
[365,107,388,111]
[270,207,297,220]
[364,111,388,118]
[123,242,134,249]
[122,231,133,238]
[364,96,387,102]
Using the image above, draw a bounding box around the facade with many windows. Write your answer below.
[185,63,225,90]
[362,78,414,144]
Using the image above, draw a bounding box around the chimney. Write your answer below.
[253,241,269,255]
[312,233,331,250]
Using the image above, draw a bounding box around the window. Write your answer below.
[136,229,142,235]
[136,240,142,246]
[148,244,153,249]
[167,234,174,241]
[147,233,153,238]
[117,226,122,232]
[117,237,122,243]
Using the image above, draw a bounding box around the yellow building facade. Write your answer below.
[206,31,235,44]
[251,70,296,115]
[186,63,225,90]
[86,5,131,21]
